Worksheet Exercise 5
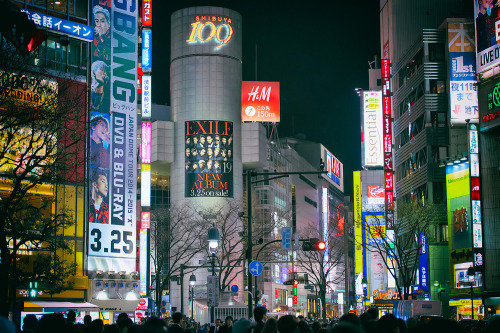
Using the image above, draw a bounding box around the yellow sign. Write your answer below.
[354,171,363,274]
[0,70,58,108]
[449,298,482,306]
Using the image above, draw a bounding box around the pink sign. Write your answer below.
[141,122,151,164]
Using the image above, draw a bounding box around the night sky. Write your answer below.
[152,1,381,197]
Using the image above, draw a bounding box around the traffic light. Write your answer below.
[302,238,326,251]
[0,1,44,54]
[293,280,299,287]
[29,281,38,298]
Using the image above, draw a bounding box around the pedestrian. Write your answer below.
[167,312,184,333]
[261,317,278,333]
[219,316,233,333]
[21,314,38,333]
[254,306,267,333]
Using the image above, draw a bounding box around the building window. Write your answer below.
[33,33,88,76]
[299,174,316,189]
[20,0,88,19]
[304,196,317,208]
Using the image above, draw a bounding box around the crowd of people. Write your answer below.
[1,306,500,333]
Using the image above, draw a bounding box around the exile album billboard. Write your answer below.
[185,120,233,197]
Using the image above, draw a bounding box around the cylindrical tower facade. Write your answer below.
[170,7,242,207]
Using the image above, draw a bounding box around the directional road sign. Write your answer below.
[230,285,239,293]
[249,260,263,276]
[282,227,292,251]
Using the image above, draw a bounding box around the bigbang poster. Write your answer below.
[185,120,233,197]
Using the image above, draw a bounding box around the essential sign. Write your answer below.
[362,91,383,168]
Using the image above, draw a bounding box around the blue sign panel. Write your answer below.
[282,227,292,251]
[418,232,429,292]
[142,29,152,72]
[249,260,263,276]
[21,9,93,41]
[230,285,239,293]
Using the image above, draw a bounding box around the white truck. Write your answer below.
[393,300,442,321]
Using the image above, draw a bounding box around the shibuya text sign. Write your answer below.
[186,15,233,50]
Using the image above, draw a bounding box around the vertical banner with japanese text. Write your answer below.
[88,0,137,272]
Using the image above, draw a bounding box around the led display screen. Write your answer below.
[241,81,280,122]
[362,91,383,168]
[88,0,137,272]
[185,120,233,197]
[446,162,472,251]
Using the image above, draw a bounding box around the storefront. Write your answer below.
[21,301,99,324]
[449,297,484,320]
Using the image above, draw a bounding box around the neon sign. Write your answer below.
[186,16,233,50]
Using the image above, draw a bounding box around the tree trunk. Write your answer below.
[320,288,327,319]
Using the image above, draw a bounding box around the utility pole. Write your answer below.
[245,168,327,319]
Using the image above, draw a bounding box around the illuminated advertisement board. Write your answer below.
[140,211,151,229]
[141,164,151,207]
[446,162,471,251]
[142,0,152,26]
[20,9,93,41]
[0,71,58,108]
[142,75,151,117]
[141,122,151,164]
[367,185,385,205]
[142,30,152,72]
[469,123,484,272]
[186,15,234,50]
[418,232,429,292]
[140,229,148,296]
[353,172,363,275]
[362,91,383,168]
[382,59,394,230]
[448,22,478,124]
[88,0,137,272]
[185,120,233,197]
[474,2,500,73]
[241,81,280,123]
[322,187,329,259]
[326,151,341,186]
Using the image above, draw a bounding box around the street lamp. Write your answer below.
[189,274,196,320]
[467,266,476,320]
[362,277,368,312]
[207,224,220,326]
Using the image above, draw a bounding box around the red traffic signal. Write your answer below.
[293,280,299,287]
[302,238,326,251]
[316,240,326,251]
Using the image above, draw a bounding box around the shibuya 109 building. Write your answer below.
[170,7,243,205]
